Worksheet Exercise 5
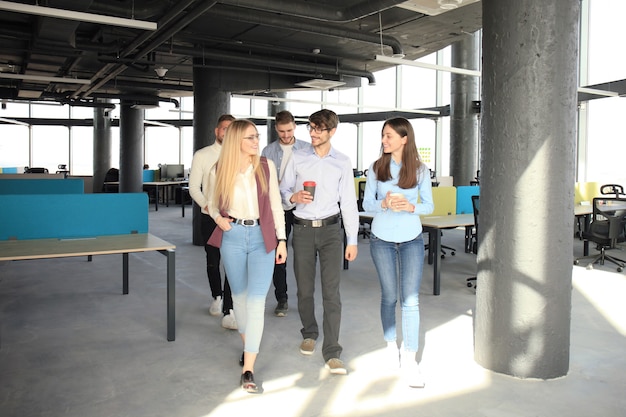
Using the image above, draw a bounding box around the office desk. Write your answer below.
[422,214,475,296]
[0,233,176,341]
[104,181,188,211]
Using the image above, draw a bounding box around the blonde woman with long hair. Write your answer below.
[207,119,287,393]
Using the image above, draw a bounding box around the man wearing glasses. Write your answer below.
[280,109,359,375]
[261,110,311,317]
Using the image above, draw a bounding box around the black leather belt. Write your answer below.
[293,214,340,228]
[230,217,259,226]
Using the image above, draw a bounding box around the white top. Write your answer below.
[207,159,286,239]
[188,142,221,214]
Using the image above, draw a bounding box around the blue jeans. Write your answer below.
[370,233,425,352]
[220,223,275,354]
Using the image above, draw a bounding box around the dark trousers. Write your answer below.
[292,221,343,361]
[201,213,233,314]
[272,208,295,302]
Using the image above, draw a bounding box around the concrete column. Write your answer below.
[119,102,144,193]
[93,101,112,193]
[475,0,579,379]
[267,93,287,143]
[450,31,481,186]
[191,62,230,245]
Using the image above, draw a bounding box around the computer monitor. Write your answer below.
[163,164,184,180]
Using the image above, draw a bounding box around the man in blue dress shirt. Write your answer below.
[280,109,359,375]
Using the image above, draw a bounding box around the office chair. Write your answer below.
[574,196,626,272]
[467,195,480,288]
[357,180,371,238]
[601,183,625,198]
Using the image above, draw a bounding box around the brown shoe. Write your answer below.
[299,338,316,355]
[325,358,347,375]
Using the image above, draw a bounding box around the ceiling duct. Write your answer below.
[217,0,407,23]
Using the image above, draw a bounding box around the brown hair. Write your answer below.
[309,109,339,130]
[372,117,422,189]
[275,110,295,125]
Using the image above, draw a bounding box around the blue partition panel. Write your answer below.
[456,185,480,214]
[0,193,148,240]
[0,178,84,195]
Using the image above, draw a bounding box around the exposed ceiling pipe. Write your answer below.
[173,45,377,85]
[217,0,407,23]
[74,0,214,99]
[211,4,404,57]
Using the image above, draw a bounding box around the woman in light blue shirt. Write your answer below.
[363,117,434,388]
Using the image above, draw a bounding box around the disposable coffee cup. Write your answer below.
[390,192,404,212]
[303,181,316,200]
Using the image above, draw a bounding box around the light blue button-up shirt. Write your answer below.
[362,159,434,243]
[280,146,360,246]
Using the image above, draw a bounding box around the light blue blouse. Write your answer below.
[362,159,434,243]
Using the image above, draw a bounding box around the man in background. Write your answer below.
[188,114,237,330]
[261,110,311,317]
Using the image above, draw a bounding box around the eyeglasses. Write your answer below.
[243,134,260,141]
[306,124,330,134]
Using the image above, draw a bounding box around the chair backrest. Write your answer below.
[357,180,366,212]
[589,196,626,244]
[600,184,625,198]
[471,195,480,254]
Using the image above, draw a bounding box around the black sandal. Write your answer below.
[240,370,258,393]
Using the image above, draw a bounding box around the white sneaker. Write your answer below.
[401,353,425,388]
[209,296,222,316]
[385,342,400,369]
[221,309,238,330]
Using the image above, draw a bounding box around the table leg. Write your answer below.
[432,229,441,295]
[583,213,591,256]
[123,252,129,294]
[162,248,176,341]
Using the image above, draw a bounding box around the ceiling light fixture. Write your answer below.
[154,67,168,78]
[375,54,481,77]
[438,0,462,9]
[0,72,92,84]
[295,79,346,90]
[0,0,157,30]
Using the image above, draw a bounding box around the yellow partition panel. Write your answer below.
[423,186,456,216]
[574,182,601,205]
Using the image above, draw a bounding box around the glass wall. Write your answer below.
[583,0,626,186]
[0,1,622,185]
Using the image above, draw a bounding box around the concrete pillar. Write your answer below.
[93,101,112,193]
[191,62,230,245]
[119,102,144,193]
[267,93,287,143]
[475,0,579,379]
[450,31,481,186]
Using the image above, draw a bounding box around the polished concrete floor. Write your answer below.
[1,204,624,417]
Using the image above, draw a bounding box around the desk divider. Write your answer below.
[0,193,148,241]
[0,178,84,195]
[456,185,480,214]
[429,186,457,216]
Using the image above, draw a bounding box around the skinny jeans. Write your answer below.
[220,223,275,354]
[369,233,424,352]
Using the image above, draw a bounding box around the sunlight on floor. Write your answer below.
[203,314,493,417]
[572,266,626,336]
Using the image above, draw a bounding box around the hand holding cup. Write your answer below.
[303,181,316,201]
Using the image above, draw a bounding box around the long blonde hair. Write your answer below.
[213,119,268,211]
